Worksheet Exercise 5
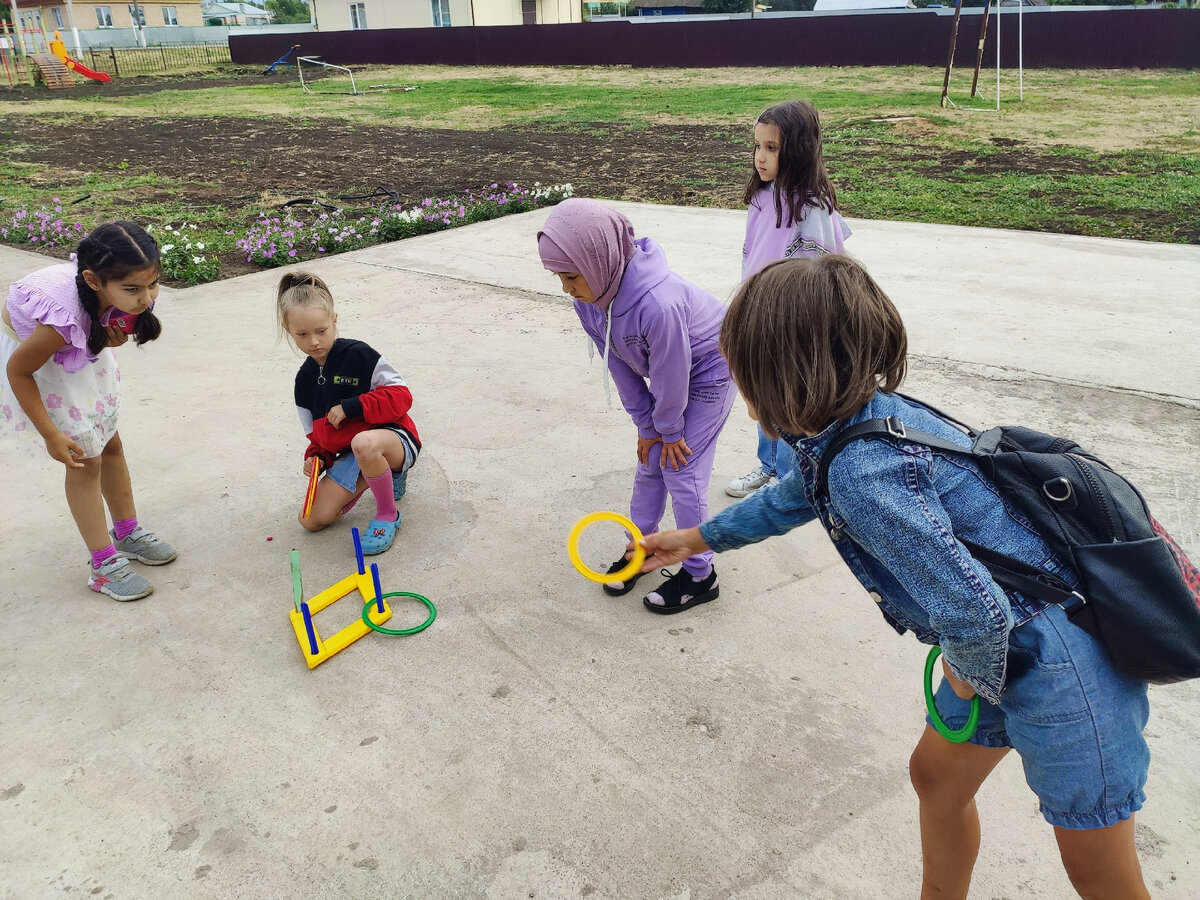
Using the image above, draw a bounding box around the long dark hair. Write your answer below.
[742,99,838,229]
[76,221,163,355]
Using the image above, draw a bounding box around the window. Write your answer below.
[53,7,65,27]
[348,2,367,29]
[431,0,451,26]
[162,5,178,24]
[96,5,114,26]
[521,0,535,25]
[128,4,147,25]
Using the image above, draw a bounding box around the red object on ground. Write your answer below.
[61,54,112,83]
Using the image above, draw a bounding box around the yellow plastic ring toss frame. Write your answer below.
[567,511,646,584]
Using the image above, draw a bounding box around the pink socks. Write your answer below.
[93,517,139,567]
[364,470,398,522]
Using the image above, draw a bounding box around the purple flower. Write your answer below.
[45,393,63,409]
[68,406,82,421]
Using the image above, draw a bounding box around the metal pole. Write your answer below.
[130,1,146,48]
[64,0,83,55]
[1019,0,1024,101]
[994,0,1000,111]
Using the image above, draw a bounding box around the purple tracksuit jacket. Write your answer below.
[574,237,734,576]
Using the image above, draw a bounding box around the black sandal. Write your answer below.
[643,567,719,614]
[602,556,646,597]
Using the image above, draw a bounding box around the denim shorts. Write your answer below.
[930,602,1150,830]
[325,427,419,493]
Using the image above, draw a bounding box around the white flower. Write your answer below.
[161,244,175,252]
[193,256,204,264]
[195,242,205,250]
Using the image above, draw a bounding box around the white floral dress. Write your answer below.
[0,262,121,459]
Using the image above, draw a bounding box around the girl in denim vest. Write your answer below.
[639,256,1151,898]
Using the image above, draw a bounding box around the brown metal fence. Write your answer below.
[83,42,232,77]
[230,9,1200,70]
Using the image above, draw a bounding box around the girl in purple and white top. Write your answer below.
[538,198,734,615]
[1,222,177,602]
[725,99,853,501]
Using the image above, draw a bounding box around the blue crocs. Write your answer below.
[361,513,401,555]
[393,469,408,501]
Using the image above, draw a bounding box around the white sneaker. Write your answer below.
[725,466,775,498]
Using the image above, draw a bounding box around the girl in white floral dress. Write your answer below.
[1,221,177,601]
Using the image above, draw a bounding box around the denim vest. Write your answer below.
[700,392,1077,705]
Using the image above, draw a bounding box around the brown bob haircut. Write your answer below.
[720,255,907,437]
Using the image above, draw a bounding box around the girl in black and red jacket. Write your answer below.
[278,272,420,555]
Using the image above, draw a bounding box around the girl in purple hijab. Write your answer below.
[538,198,735,614]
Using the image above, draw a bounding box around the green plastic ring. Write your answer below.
[924,646,980,743]
[361,591,437,636]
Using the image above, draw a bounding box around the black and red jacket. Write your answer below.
[294,338,420,464]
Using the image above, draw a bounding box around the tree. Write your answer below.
[265,0,311,24]
[702,0,748,11]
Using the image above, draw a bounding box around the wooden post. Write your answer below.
[970,0,993,99]
[940,0,965,108]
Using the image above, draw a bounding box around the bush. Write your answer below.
[149,223,221,285]
[236,182,574,268]
[0,201,86,249]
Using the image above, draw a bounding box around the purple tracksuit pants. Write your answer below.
[630,377,736,577]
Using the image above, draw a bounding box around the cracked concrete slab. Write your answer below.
[1,204,1197,899]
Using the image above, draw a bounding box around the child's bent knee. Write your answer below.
[298,512,329,532]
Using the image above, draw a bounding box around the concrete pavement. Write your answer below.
[1,204,1197,899]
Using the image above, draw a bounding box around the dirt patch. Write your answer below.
[0,69,296,102]
[3,114,748,211]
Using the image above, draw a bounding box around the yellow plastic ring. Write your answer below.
[567,511,647,585]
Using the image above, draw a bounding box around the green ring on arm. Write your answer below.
[924,646,980,743]
[361,592,437,636]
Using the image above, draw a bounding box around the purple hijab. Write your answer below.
[537,198,636,311]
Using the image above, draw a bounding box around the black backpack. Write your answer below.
[816,401,1200,684]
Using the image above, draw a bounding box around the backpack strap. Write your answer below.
[817,416,973,501]
[817,416,1089,616]
[959,539,1088,614]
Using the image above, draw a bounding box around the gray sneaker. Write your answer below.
[88,555,153,601]
[725,466,775,498]
[112,527,178,565]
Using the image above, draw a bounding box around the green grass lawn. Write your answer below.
[1,64,1196,282]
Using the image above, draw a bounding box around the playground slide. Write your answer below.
[49,35,112,83]
[59,54,112,83]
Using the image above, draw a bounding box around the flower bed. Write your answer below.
[235,182,572,267]
[0,183,574,286]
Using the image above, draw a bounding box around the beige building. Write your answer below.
[12,0,205,36]
[311,0,580,30]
